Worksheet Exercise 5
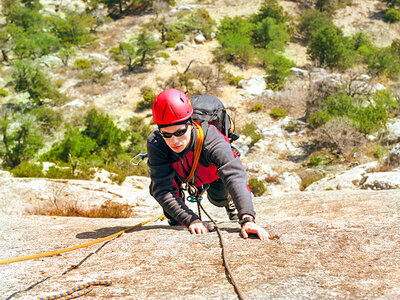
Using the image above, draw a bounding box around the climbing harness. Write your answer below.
[0,215,164,265]
[37,281,112,300]
[130,153,148,166]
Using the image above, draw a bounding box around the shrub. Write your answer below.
[264,54,294,90]
[0,89,9,97]
[12,59,59,106]
[30,107,63,134]
[239,122,263,145]
[252,17,289,51]
[384,8,400,23]
[308,25,353,69]
[250,0,288,24]
[363,46,400,79]
[298,9,334,42]
[165,27,185,43]
[250,103,263,112]
[216,16,256,66]
[78,69,111,85]
[269,108,288,119]
[248,178,266,196]
[178,8,216,39]
[307,93,393,134]
[136,86,156,111]
[0,114,44,168]
[11,162,44,177]
[165,41,176,48]
[74,58,91,69]
[223,72,244,86]
[159,52,170,59]
[308,155,323,166]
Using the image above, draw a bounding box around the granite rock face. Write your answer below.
[1,186,400,299]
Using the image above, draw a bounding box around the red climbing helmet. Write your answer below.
[152,88,193,126]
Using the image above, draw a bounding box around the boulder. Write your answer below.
[61,99,85,109]
[390,144,400,164]
[238,75,268,96]
[306,161,379,191]
[380,119,400,144]
[290,67,308,79]
[175,43,185,50]
[194,34,206,44]
[0,170,11,178]
[361,171,400,190]
[277,172,302,192]
[88,53,109,63]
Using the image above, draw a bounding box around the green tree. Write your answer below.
[5,3,44,32]
[128,116,152,155]
[250,0,288,24]
[265,54,294,90]
[42,126,97,163]
[298,9,334,42]
[0,113,43,168]
[82,108,129,162]
[109,42,137,70]
[363,46,400,78]
[49,10,95,46]
[308,25,352,69]
[12,59,58,106]
[217,16,256,66]
[134,30,160,67]
[252,17,289,50]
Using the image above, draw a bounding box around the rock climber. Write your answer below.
[147,88,270,240]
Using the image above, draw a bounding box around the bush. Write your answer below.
[248,178,266,196]
[298,9,334,42]
[269,108,288,119]
[363,46,400,79]
[239,122,263,145]
[177,8,216,39]
[250,103,263,112]
[308,25,354,69]
[159,52,170,59]
[216,16,256,66]
[0,89,9,97]
[385,8,400,23]
[308,155,323,166]
[250,0,288,24]
[30,107,63,134]
[264,54,294,90]
[223,72,244,86]
[11,162,44,177]
[307,91,398,134]
[78,69,111,85]
[12,59,59,106]
[165,41,176,48]
[74,58,91,69]
[136,86,156,111]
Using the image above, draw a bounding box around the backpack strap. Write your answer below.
[184,122,204,184]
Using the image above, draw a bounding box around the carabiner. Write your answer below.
[130,153,148,166]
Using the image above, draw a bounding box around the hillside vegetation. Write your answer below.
[0,0,400,193]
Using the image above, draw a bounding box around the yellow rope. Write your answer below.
[0,215,165,265]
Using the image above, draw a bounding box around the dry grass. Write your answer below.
[31,200,135,218]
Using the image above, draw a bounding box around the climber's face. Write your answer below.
[159,123,192,153]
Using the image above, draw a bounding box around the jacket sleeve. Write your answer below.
[203,126,256,219]
[147,131,200,227]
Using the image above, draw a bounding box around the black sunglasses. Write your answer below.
[159,123,189,138]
